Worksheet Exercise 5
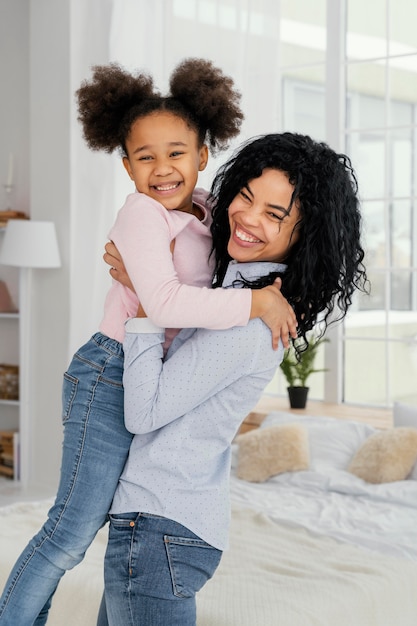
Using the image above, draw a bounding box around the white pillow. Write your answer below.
[307,421,375,472]
[393,402,417,480]
[261,411,375,472]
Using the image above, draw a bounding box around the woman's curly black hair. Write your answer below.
[76,58,244,155]
[209,133,369,346]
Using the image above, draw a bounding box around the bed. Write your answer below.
[1,406,417,625]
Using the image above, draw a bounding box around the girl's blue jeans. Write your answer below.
[103,512,222,626]
[0,333,133,626]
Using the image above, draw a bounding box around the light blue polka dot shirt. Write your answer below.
[111,261,286,550]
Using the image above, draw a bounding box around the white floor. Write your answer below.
[0,477,54,507]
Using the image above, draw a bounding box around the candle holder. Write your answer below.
[3,183,14,211]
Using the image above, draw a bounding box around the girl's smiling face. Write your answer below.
[227,168,301,263]
[123,111,208,216]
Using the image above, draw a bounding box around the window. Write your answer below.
[113,0,417,408]
[267,0,417,408]
[343,0,417,405]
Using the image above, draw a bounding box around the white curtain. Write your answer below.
[68,0,282,356]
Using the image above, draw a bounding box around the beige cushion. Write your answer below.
[235,423,309,483]
[348,428,417,483]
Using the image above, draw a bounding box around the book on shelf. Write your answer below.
[0,430,19,480]
[0,364,19,401]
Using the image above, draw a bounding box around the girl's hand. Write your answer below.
[103,241,134,291]
[251,279,298,350]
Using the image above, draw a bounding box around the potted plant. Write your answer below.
[280,334,328,409]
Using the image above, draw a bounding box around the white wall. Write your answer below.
[28,0,71,487]
[0,0,114,488]
[0,0,30,214]
[0,0,72,488]
[0,1,29,435]
[29,0,116,487]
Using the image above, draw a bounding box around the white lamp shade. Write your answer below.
[0,220,61,268]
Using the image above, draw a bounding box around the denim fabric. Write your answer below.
[0,333,133,626]
[104,512,222,626]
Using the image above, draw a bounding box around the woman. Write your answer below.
[101,132,368,625]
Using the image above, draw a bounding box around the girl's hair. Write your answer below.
[209,132,369,346]
[76,58,244,155]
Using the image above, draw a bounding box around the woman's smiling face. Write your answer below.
[227,168,301,263]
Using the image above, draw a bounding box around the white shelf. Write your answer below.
[0,252,20,480]
[0,399,19,406]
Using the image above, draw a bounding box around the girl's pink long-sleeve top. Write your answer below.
[99,188,251,345]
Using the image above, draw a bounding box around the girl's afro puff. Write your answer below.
[169,58,244,152]
[76,63,156,153]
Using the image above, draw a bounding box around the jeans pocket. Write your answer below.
[62,372,78,424]
[108,512,138,528]
[164,535,222,598]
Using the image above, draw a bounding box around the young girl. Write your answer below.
[101,132,368,625]
[0,60,295,626]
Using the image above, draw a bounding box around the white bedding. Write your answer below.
[231,469,417,560]
[197,506,417,626]
[0,412,416,625]
[231,412,417,560]
[1,500,416,626]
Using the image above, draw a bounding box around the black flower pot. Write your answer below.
[287,386,309,409]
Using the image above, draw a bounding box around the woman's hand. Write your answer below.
[251,279,298,350]
[103,241,147,317]
[103,241,134,292]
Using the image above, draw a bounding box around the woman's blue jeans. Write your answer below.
[0,333,133,626]
[103,512,222,626]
